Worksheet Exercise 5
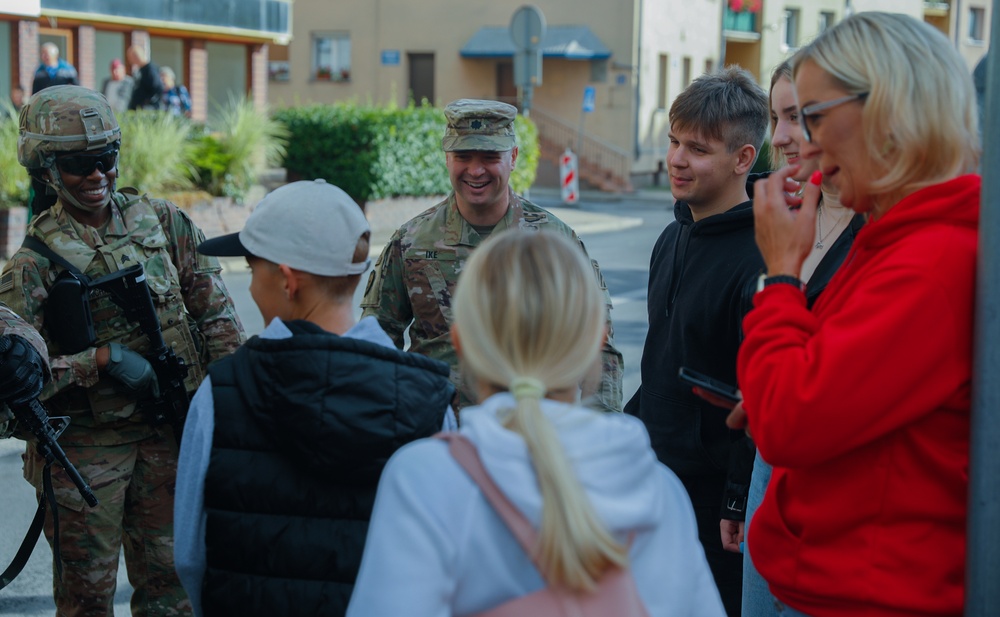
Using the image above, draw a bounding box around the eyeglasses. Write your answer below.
[54,148,119,177]
[799,92,868,143]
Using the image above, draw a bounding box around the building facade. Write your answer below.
[271,0,989,188]
[1,0,291,122]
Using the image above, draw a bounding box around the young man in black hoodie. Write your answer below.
[174,179,456,617]
[624,66,768,617]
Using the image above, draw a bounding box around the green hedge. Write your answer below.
[273,102,539,204]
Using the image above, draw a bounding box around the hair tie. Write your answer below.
[509,377,546,401]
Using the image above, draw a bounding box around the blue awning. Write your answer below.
[460,25,612,60]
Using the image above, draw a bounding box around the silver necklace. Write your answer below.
[815,204,850,249]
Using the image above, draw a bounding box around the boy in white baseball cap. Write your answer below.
[174,179,456,617]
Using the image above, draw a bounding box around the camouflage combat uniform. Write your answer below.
[0,191,245,616]
[0,303,50,438]
[361,188,624,414]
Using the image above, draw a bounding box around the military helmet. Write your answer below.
[18,85,121,171]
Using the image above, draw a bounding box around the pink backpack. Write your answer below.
[438,433,652,617]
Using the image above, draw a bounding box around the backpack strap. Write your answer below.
[436,433,542,565]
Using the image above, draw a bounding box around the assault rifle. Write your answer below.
[0,337,97,591]
[6,398,98,508]
[95,264,191,445]
[18,237,192,445]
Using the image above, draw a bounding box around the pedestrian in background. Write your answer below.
[175,179,455,617]
[31,42,78,94]
[624,66,769,617]
[159,66,192,118]
[1,85,245,616]
[102,58,134,115]
[127,45,162,111]
[734,12,980,617]
[362,99,623,416]
[349,231,725,617]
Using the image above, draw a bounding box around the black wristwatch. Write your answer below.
[756,273,806,293]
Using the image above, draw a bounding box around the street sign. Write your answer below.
[511,5,546,89]
[582,85,596,113]
[380,50,400,66]
[510,5,547,116]
[510,5,546,49]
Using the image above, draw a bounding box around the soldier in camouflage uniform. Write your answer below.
[0,85,245,617]
[0,303,50,438]
[362,99,623,414]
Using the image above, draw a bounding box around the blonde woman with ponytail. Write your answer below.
[347,232,725,617]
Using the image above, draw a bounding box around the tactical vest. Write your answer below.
[29,190,206,426]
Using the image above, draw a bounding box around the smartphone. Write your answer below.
[678,367,741,405]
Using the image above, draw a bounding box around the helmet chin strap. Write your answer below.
[46,166,113,213]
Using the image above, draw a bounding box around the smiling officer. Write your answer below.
[361,98,623,416]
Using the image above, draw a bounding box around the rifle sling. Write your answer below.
[21,235,82,276]
[21,235,137,288]
[0,463,62,590]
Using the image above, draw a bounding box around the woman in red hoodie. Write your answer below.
[736,11,980,617]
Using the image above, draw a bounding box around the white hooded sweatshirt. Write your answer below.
[346,393,726,617]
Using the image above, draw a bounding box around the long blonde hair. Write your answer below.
[792,12,979,209]
[453,231,627,591]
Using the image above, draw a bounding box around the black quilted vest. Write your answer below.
[201,320,453,616]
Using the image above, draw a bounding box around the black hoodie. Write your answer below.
[201,320,454,617]
[625,199,762,483]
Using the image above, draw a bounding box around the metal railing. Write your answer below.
[41,0,291,35]
[529,106,632,191]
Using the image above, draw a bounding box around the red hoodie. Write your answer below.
[739,175,979,617]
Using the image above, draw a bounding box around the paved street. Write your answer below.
[0,187,673,615]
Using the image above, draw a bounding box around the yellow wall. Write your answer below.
[271,0,990,182]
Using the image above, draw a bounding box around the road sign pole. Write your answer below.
[510,5,546,116]
[967,2,999,614]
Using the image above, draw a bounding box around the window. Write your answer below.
[783,8,800,49]
[818,11,835,33]
[968,7,985,42]
[311,31,351,81]
[658,54,669,109]
[682,56,692,88]
[590,59,608,83]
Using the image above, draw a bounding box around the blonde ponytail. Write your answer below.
[454,232,628,591]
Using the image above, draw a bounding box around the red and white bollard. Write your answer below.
[559,148,579,205]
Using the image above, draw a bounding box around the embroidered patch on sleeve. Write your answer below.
[0,272,13,294]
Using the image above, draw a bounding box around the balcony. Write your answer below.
[924,1,951,16]
[724,7,758,34]
[41,0,291,36]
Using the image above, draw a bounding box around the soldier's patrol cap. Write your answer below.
[197,179,370,277]
[441,99,517,152]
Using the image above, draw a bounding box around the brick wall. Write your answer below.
[77,25,96,90]
[130,30,150,58]
[188,41,208,122]
[250,44,268,111]
[18,21,38,94]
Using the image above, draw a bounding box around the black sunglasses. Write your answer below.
[55,148,119,177]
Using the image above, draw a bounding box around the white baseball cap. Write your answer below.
[197,179,371,277]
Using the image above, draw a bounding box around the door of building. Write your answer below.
[496,61,517,108]
[408,53,434,106]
